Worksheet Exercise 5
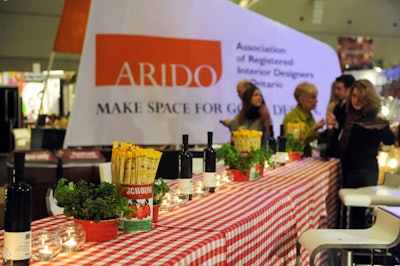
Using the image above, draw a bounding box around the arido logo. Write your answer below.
[96,34,222,88]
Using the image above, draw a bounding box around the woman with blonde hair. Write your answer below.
[283,82,325,157]
[340,79,395,228]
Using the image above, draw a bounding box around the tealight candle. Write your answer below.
[193,181,208,198]
[215,179,222,190]
[64,237,77,248]
[31,231,61,262]
[39,245,53,255]
[194,189,206,198]
[160,193,176,211]
[56,223,86,252]
[174,189,189,206]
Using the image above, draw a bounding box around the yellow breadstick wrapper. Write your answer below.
[111,141,163,185]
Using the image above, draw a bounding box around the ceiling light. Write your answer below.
[312,0,324,24]
[238,0,259,8]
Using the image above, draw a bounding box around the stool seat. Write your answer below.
[45,188,64,216]
[339,185,400,207]
[297,207,400,266]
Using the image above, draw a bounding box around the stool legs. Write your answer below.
[340,250,353,266]
[296,242,300,266]
[339,203,350,229]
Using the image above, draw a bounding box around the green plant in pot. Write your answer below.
[54,178,134,242]
[248,146,274,176]
[285,133,304,160]
[152,177,170,222]
[153,177,170,205]
[216,143,272,180]
[216,143,246,173]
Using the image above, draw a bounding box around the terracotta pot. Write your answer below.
[288,151,302,161]
[255,163,264,176]
[152,204,160,223]
[229,169,249,182]
[74,218,119,242]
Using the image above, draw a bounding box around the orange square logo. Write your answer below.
[96,34,222,87]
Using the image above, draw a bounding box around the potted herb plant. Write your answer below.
[152,177,170,222]
[54,178,134,242]
[216,143,272,181]
[285,133,304,161]
[248,146,274,177]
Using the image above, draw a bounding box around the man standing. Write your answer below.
[220,79,252,127]
[326,74,356,158]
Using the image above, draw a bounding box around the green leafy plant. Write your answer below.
[54,178,133,223]
[285,133,304,155]
[216,143,272,174]
[249,146,273,166]
[153,177,170,205]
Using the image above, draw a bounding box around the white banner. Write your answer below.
[64,0,341,147]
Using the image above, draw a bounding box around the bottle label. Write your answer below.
[178,178,193,195]
[203,172,216,187]
[275,152,286,164]
[249,167,258,180]
[3,231,31,260]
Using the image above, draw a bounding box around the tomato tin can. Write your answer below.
[119,184,153,232]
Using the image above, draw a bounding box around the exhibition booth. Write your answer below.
[1,0,400,265]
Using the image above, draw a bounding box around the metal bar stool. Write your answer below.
[296,207,400,266]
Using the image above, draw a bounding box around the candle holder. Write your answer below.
[220,171,234,185]
[193,181,209,198]
[56,223,86,252]
[174,189,189,207]
[31,231,62,262]
[160,192,176,211]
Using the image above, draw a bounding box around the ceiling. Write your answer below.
[229,0,400,68]
[230,0,400,38]
[0,0,400,71]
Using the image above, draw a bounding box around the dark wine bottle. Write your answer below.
[318,129,332,161]
[267,125,276,153]
[275,124,286,165]
[178,134,193,200]
[203,132,217,193]
[396,124,400,147]
[3,152,32,265]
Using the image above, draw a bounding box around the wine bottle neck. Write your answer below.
[13,152,25,183]
[207,132,213,147]
[14,172,23,183]
[182,134,189,151]
[280,124,285,136]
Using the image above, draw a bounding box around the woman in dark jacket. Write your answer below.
[340,79,395,228]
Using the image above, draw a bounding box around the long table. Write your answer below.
[164,158,341,265]
[0,158,340,265]
[0,215,226,265]
[230,158,341,264]
[158,188,297,265]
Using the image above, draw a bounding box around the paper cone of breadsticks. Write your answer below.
[232,128,262,152]
[111,141,119,183]
[111,142,163,185]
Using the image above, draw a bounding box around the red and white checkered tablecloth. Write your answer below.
[157,187,297,265]
[0,159,340,266]
[0,215,226,266]
[229,158,341,265]
[164,158,340,266]
[165,158,340,265]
